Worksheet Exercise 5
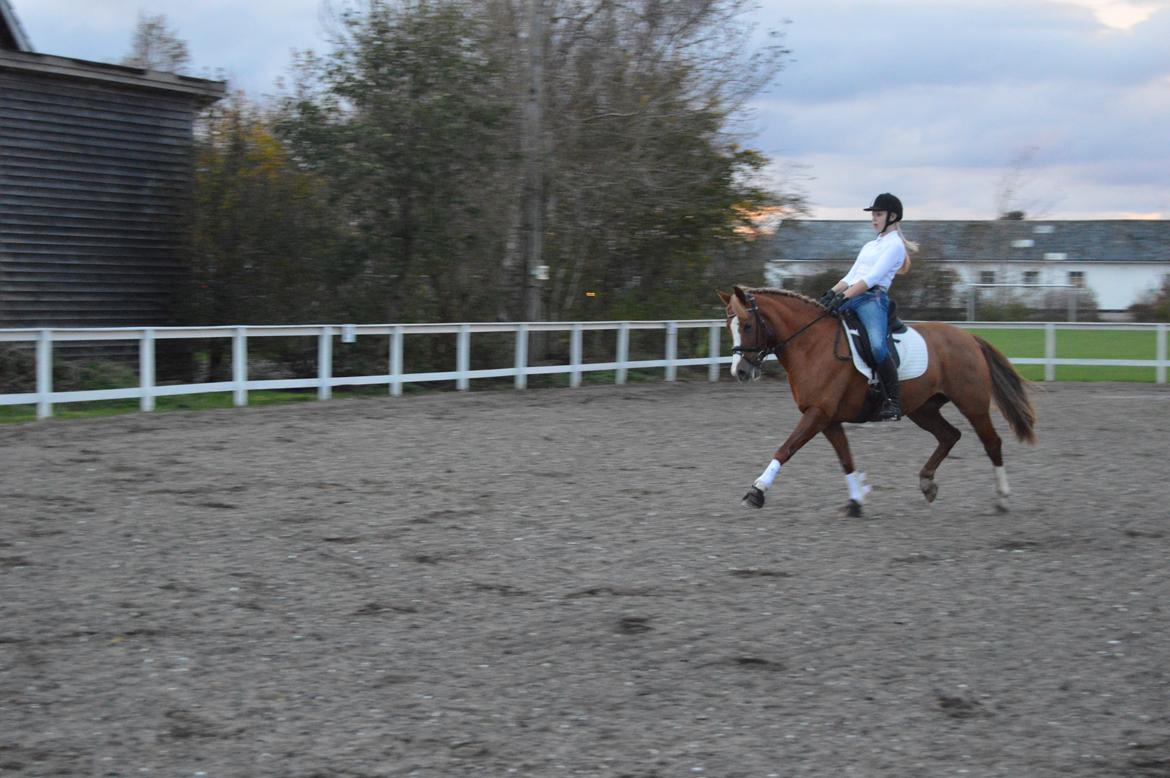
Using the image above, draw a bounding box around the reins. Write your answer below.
[730,290,834,368]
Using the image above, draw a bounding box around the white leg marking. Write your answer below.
[754,459,781,492]
[994,465,1011,498]
[729,319,743,379]
[846,471,872,503]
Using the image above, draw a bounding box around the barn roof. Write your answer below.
[0,48,225,102]
[769,220,1170,264]
[0,1,223,102]
[0,0,32,52]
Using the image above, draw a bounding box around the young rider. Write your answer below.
[819,192,917,421]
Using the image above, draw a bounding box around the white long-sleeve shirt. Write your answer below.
[841,230,906,290]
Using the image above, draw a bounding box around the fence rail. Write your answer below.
[1,320,1166,419]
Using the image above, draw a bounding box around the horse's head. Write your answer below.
[717,286,773,382]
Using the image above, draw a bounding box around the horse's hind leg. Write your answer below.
[822,422,870,517]
[964,411,1011,513]
[907,394,962,504]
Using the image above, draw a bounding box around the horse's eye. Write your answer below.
[744,324,752,332]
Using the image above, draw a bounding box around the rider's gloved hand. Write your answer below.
[818,289,837,307]
[826,292,848,312]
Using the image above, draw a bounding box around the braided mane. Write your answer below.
[743,286,827,309]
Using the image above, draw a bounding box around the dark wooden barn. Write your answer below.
[0,1,224,329]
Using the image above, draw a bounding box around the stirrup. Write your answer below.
[878,400,901,421]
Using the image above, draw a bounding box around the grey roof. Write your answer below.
[0,48,225,102]
[769,220,1170,264]
[0,1,222,101]
[0,0,32,52]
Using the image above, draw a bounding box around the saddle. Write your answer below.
[836,299,929,423]
[840,297,907,370]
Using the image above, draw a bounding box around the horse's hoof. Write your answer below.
[920,477,938,504]
[995,498,1010,514]
[741,487,765,509]
[846,500,863,518]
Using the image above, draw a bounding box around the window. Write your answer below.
[980,271,996,285]
[1023,271,1040,285]
[1068,271,1085,288]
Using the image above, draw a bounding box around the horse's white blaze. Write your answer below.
[994,465,1010,497]
[728,317,744,378]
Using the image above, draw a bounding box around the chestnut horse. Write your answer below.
[718,286,1036,516]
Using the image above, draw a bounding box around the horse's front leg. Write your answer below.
[822,422,872,518]
[742,407,830,509]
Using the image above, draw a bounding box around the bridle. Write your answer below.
[729,290,834,368]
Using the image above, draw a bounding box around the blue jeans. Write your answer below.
[841,290,891,363]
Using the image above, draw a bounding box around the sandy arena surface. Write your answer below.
[2,377,1169,777]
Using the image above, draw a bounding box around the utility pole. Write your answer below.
[522,0,545,325]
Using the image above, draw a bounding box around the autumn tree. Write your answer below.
[185,95,344,376]
[512,0,793,320]
[1129,275,1170,322]
[120,12,191,73]
[191,95,338,326]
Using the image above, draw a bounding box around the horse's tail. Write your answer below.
[974,335,1037,444]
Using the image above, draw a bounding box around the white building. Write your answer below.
[766,220,1170,314]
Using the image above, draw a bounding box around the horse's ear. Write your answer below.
[716,290,731,306]
[733,285,749,304]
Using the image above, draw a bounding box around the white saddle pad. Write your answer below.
[843,322,929,382]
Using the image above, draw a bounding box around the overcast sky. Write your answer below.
[10,0,1170,220]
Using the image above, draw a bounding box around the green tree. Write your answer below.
[275,0,795,326]
[279,1,515,324]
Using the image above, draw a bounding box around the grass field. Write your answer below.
[2,326,1165,424]
[965,326,1164,382]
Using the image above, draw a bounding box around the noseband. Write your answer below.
[730,290,834,368]
[729,291,777,368]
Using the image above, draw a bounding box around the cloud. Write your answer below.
[747,0,1170,217]
[759,0,1170,102]
[10,0,1169,219]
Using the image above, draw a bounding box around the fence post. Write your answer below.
[456,324,471,391]
[1044,322,1056,382]
[708,322,722,382]
[514,323,528,390]
[570,324,583,388]
[232,327,248,407]
[318,326,333,400]
[36,329,52,419]
[664,321,678,382]
[616,322,630,385]
[389,325,404,396]
[139,328,155,412]
[1157,323,1167,385]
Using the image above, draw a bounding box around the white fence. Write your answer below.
[1,320,1167,420]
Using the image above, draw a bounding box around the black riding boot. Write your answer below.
[876,356,901,421]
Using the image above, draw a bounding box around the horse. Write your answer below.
[717,285,1036,516]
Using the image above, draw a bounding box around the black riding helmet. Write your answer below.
[864,193,903,232]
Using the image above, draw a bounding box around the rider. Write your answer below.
[819,192,917,421]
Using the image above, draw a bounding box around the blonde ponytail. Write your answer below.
[895,222,917,275]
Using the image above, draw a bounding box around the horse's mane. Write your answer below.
[743,286,826,309]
